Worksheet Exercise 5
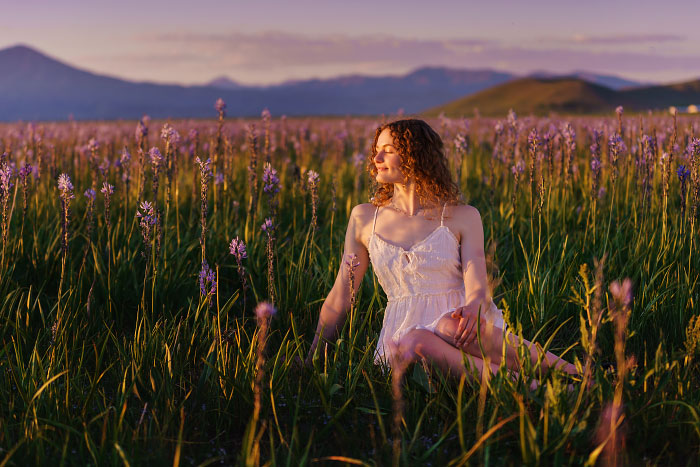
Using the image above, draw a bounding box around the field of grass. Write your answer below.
[1,108,699,465]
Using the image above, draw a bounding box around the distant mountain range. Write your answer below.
[0,44,692,121]
[425,76,700,117]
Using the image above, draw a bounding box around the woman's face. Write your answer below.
[374,128,404,184]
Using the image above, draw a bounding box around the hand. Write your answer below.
[450,306,478,349]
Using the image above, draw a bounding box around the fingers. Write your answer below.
[456,318,477,348]
[453,311,480,348]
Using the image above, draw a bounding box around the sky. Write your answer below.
[2,0,700,86]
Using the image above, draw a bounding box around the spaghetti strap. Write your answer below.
[371,206,379,237]
[440,203,447,226]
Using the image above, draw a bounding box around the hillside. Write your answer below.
[423,77,623,117]
[424,76,700,117]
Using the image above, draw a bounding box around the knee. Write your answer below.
[433,311,495,345]
[396,329,431,364]
[434,314,459,342]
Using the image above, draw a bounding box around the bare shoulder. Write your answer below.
[448,203,482,226]
[445,203,483,245]
[350,202,376,218]
[348,203,377,247]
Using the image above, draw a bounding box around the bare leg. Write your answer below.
[396,329,503,381]
[433,315,579,376]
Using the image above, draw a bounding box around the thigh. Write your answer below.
[432,313,502,360]
[397,328,496,380]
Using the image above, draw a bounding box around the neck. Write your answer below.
[391,180,422,215]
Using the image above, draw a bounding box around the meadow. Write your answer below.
[0,104,699,466]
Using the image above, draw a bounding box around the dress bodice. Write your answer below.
[367,205,464,301]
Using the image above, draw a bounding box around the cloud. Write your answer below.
[136,31,495,69]
[93,31,700,85]
[566,33,685,45]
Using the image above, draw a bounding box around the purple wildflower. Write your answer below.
[454,133,469,154]
[639,134,657,199]
[149,147,163,199]
[149,147,163,167]
[261,108,272,162]
[229,236,249,308]
[562,123,576,185]
[262,162,280,195]
[82,188,97,257]
[215,98,226,118]
[308,170,320,232]
[254,302,277,320]
[590,130,603,199]
[0,162,12,195]
[511,160,525,175]
[261,217,276,301]
[101,182,114,232]
[195,156,213,260]
[136,119,148,143]
[608,134,626,183]
[18,163,32,181]
[263,162,281,220]
[136,200,159,261]
[188,128,199,157]
[609,279,633,310]
[261,217,274,233]
[87,138,100,153]
[527,128,542,212]
[229,236,247,261]
[101,182,114,196]
[57,174,74,199]
[687,138,700,221]
[57,174,74,254]
[0,162,13,259]
[510,160,525,212]
[353,152,365,169]
[16,163,32,218]
[198,260,217,305]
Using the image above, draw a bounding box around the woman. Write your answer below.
[305,119,578,381]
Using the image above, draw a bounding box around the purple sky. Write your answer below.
[3,0,700,86]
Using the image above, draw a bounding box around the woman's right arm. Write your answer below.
[305,204,372,365]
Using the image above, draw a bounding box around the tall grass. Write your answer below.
[0,111,699,465]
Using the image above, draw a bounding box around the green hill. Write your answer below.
[423,77,620,117]
[423,77,700,117]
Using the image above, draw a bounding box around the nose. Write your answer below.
[374,151,384,163]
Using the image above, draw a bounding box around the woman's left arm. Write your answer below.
[451,205,493,347]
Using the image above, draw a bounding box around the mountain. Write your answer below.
[206,76,245,90]
[1,44,694,121]
[424,77,700,117]
[0,45,255,120]
[622,79,700,108]
[270,67,515,115]
[0,45,516,120]
[527,70,644,90]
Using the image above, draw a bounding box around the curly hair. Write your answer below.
[368,119,462,208]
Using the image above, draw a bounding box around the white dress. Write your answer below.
[367,204,506,366]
